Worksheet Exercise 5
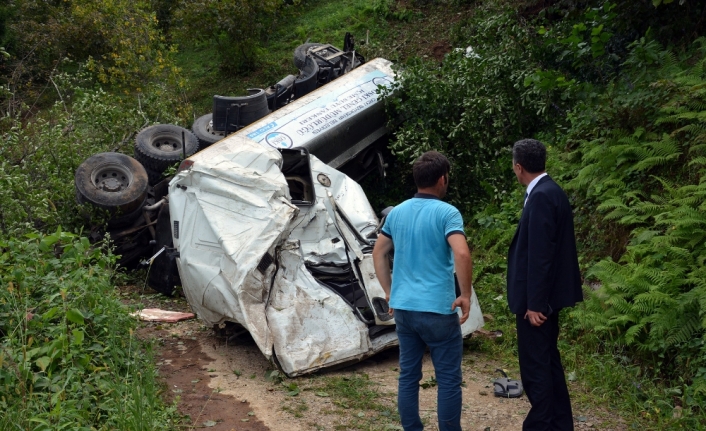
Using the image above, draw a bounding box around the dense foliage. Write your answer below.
[380,1,706,429]
[381,7,544,214]
[560,39,706,421]
[0,0,178,111]
[0,67,187,236]
[0,1,188,427]
[171,0,282,73]
[382,0,706,427]
[0,230,179,429]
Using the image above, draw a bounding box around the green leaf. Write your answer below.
[26,347,41,360]
[72,329,85,346]
[265,369,283,383]
[420,376,437,389]
[28,417,51,426]
[66,309,85,325]
[40,234,60,252]
[43,307,60,321]
[36,356,51,372]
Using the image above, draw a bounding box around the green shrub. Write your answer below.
[381,5,548,217]
[0,64,187,236]
[388,2,706,423]
[171,0,283,73]
[0,229,180,429]
[1,0,176,107]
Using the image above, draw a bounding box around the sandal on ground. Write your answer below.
[493,368,523,398]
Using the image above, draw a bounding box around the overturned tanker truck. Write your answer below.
[75,40,484,376]
[168,58,484,376]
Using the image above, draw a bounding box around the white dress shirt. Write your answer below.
[524,172,548,206]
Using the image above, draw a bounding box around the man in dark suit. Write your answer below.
[507,139,583,431]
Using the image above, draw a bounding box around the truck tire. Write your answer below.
[145,166,163,186]
[107,197,147,229]
[134,124,199,173]
[74,152,148,215]
[294,56,319,99]
[211,89,270,132]
[191,113,225,149]
[294,43,341,69]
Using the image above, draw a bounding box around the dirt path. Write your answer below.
[126,287,625,430]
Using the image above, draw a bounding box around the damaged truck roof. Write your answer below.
[168,59,484,376]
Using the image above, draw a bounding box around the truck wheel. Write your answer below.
[134,124,199,173]
[294,43,341,69]
[191,113,225,149]
[107,197,147,229]
[74,152,148,215]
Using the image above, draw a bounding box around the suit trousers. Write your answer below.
[516,312,574,431]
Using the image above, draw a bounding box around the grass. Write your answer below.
[174,0,475,121]
[276,372,400,430]
[315,374,390,411]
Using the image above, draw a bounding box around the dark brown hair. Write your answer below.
[512,139,546,173]
[413,151,451,189]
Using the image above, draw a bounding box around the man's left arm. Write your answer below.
[448,234,473,324]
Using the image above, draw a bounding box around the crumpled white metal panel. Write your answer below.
[170,138,298,357]
[267,242,372,375]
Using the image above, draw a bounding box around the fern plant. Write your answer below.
[568,38,706,413]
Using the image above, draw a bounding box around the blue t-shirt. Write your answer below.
[380,194,465,315]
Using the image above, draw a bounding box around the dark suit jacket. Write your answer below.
[507,175,583,315]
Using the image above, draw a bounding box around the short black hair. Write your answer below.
[412,151,451,189]
[512,139,546,173]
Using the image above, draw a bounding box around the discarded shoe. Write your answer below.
[493,368,523,398]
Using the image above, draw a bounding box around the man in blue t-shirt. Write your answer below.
[373,151,473,431]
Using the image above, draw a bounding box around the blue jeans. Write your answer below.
[395,309,463,431]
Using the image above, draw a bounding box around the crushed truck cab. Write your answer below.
[168,59,484,376]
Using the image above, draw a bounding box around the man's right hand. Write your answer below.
[451,295,471,324]
[524,309,547,327]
